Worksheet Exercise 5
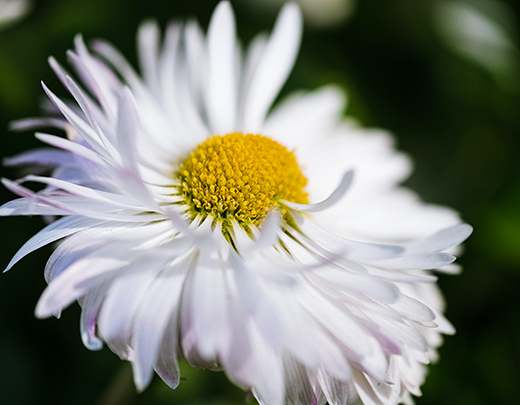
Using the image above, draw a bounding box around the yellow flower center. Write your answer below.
[177,132,308,227]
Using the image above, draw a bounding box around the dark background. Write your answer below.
[1,0,519,404]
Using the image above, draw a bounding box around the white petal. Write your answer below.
[80,282,111,350]
[154,318,181,389]
[365,266,438,284]
[114,89,161,211]
[4,148,74,167]
[43,222,141,282]
[41,83,113,160]
[64,76,119,160]
[205,1,238,133]
[0,197,89,218]
[4,216,105,272]
[407,223,473,254]
[238,32,267,116]
[34,133,108,166]
[369,313,429,353]
[317,368,350,405]
[138,20,161,97]
[132,263,187,391]
[1,179,158,222]
[93,38,142,85]
[10,117,68,131]
[388,294,436,324]
[35,251,127,318]
[250,322,285,405]
[295,218,403,261]
[313,270,399,303]
[257,209,283,245]
[282,170,353,213]
[284,358,314,404]
[20,175,141,208]
[241,3,302,132]
[183,21,206,113]
[352,369,386,405]
[369,252,456,271]
[300,289,373,357]
[98,254,168,358]
[190,255,230,360]
[263,86,346,151]
[72,35,119,116]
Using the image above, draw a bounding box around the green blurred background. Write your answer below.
[0,0,519,404]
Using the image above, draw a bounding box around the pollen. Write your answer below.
[177,132,308,227]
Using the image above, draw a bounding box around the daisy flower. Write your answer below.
[2,2,471,404]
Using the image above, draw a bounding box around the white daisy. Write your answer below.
[2,2,471,404]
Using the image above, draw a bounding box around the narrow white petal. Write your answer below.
[91,39,143,91]
[116,88,140,171]
[41,83,112,160]
[190,255,230,360]
[35,253,127,318]
[301,291,373,357]
[10,117,67,131]
[407,223,473,254]
[98,255,168,358]
[138,20,161,97]
[369,252,456,271]
[80,282,111,350]
[159,22,195,141]
[154,317,181,389]
[282,170,354,213]
[0,197,80,217]
[72,35,119,116]
[284,358,314,404]
[295,218,404,261]
[34,133,108,166]
[366,266,438,284]
[238,33,267,118]
[64,76,120,160]
[352,370,386,405]
[228,251,265,315]
[388,294,436,324]
[132,264,187,391]
[184,21,206,111]
[44,222,140,282]
[1,179,158,222]
[370,313,429,353]
[20,175,142,208]
[4,148,74,167]
[436,263,463,274]
[205,1,238,133]
[317,368,350,405]
[250,322,285,405]
[48,55,73,89]
[241,3,302,132]
[250,209,282,250]
[313,270,399,303]
[5,216,104,272]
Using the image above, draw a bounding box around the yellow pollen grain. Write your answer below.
[178,132,308,226]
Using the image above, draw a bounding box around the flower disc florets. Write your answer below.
[177,132,308,226]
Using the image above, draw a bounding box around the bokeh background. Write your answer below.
[0,0,519,404]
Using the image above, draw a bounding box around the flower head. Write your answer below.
[2,2,471,404]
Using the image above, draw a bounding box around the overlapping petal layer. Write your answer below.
[2,2,471,404]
